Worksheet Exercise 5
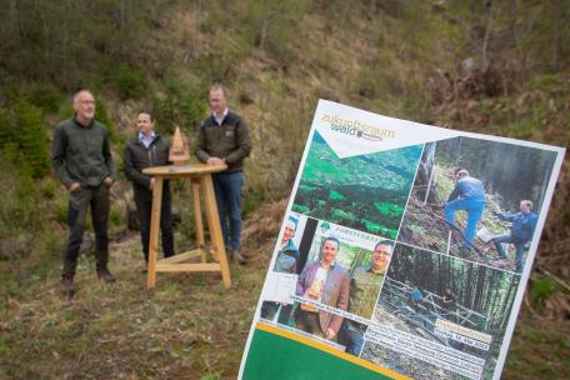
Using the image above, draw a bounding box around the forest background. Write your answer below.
[0,1,569,379]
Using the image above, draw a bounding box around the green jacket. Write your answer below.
[52,117,116,187]
[195,111,251,172]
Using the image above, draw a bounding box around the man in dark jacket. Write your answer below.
[444,168,486,248]
[492,200,538,273]
[124,112,175,265]
[52,89,116,297]
[196,84,251,264]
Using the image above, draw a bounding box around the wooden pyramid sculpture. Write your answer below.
[169,126,190,165]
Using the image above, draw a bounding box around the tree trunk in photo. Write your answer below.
[500,278,518,330]
[474,265,486,311]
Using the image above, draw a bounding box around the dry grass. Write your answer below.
[1,200,569,379]
[0,206,277,380]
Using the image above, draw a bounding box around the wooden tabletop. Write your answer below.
[143,163,227,176]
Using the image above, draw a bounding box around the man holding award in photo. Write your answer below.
[294,236,350,340]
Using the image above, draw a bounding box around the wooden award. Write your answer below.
[300,280,322,312]
[169,126,190,165]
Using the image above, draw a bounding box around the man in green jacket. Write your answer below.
[52,89,116,297]
[196,84,251,264]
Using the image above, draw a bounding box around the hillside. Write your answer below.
[1,1,569,379]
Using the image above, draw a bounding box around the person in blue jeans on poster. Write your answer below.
[491,200,538,273]
[196,84,252,264]
[444,168,486,249]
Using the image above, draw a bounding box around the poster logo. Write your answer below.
[321,113,395,142]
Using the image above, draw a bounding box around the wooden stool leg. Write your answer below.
[202,175,231,288]
[147,177,164,289]
[192,179,206,263]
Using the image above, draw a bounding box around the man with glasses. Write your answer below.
[52,89,116,299]
[339,241,394,355]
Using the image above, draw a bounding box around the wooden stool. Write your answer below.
[143,163,231,289]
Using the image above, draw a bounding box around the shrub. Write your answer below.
[112,64,147,100]
[0,101,50,178]
[242,0,309,61]
[0,159,43,239]
[153,77,208,136]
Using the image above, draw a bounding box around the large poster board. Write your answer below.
[239,100,565,380]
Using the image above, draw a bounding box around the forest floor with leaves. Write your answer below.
[1,200,569,380]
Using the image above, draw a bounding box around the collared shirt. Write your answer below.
[349,266,386,318]
[212,108,229,126]
[138,131,156,149]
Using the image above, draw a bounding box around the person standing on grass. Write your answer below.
[196,84,251,264]
[124,112,175,268]
[52,89,116,298]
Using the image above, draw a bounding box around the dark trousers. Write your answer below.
[338,322,365,356]
[493,234,526,273]
[64,185,110,276]
[212,171,244,251]
[261,302,294,325]
[294,308,325,338]
[134,183,174,263]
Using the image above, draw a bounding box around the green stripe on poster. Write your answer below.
[242,326,400,380]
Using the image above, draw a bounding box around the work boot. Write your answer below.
[226,248,234,263]
[96,267,116,283]
[61,273,76,300]
[233,248,247,265]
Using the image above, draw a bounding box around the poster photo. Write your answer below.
[398,137,557,274]
[260,218,394,353]
[239,100,565,380]
[365,243,520,380]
